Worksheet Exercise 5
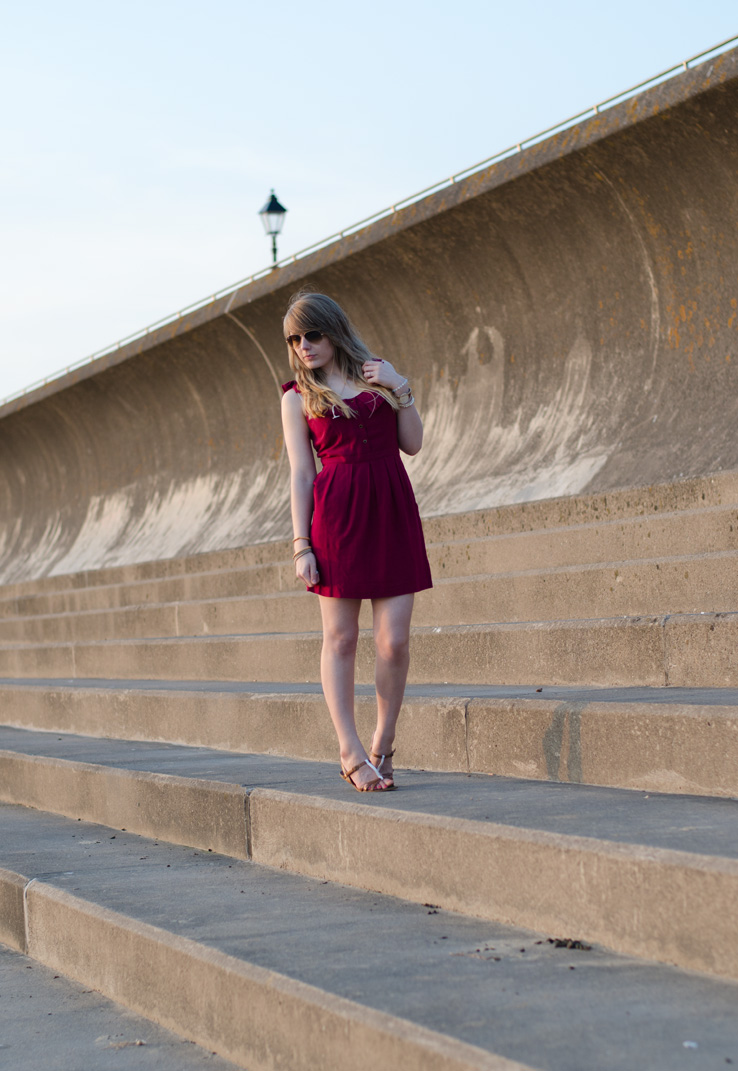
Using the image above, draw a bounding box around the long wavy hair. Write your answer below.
[283,291,399,419]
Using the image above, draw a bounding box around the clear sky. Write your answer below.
[1,1,736,401]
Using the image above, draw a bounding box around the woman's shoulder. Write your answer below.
[281,382,306,420]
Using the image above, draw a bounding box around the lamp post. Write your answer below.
[259,189,287,268]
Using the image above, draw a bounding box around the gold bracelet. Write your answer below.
[293,547,314,562]
[292,536,311,543]
[398,393,415,408]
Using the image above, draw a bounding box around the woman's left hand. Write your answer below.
[362,358,405,393]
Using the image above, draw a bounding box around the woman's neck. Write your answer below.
[325,366,361,399]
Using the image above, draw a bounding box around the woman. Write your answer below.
[280,292,432,792]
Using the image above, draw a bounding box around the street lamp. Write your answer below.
[259,189,287,268]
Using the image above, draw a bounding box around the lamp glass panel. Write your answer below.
[267,210,286,235]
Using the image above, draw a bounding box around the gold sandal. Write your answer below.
[369,747,396,790]
[340,759,390,793]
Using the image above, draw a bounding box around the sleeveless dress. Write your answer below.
[283,382,432,599]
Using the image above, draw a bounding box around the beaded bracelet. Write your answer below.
[391,377,409,396]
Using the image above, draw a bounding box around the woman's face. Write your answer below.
[290,330,335,372]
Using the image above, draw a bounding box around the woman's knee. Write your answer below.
[323,622,359,658]
[375,629,410,664]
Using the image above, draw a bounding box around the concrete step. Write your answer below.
[2,798,738,1071]
[3,501,737,624]
[0,539,290,604]
[0,551,735,644]
[0,612,736,687]
[1,679,737,798]
[0,942,241,1070]
[0,557,296,618]
[431,503,738,580]
[1,727,738,981]
[2,471,736,615]
[0,808,526,1071]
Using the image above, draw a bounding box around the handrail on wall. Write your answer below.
[3,33,737,409]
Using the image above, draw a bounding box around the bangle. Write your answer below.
[391,377,408,396]
[293,547,314,562]
[398,392,415,408]
[292,536,310,543]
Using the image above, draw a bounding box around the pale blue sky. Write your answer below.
[1,1,736,400]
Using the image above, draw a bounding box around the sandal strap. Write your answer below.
[343,762,365,778]
[343,758,384,786]
[370,749,395,771]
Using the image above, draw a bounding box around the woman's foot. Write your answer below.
[340,756,391,792]
[369,736,396,789]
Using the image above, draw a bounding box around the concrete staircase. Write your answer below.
[1,471,738,1069]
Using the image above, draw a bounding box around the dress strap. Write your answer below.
[281,380,299,394]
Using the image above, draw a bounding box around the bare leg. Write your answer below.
[370,593,415,785]
[318,595,389,790]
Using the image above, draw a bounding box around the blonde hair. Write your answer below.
[283,291,399,419]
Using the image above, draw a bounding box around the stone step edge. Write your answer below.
[1,610,732,649]
[4,507,738,618]
[1,749,737,981]
[2,612,737,689]
[3,549,737,629]
[2,683,737,798]
[0,869,511,1071]
[3,468,736,603]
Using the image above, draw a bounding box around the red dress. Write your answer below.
[283,382,433,599]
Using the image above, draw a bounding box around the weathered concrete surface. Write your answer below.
[1,470,736,605]
[2,729,738,977]
[249,789,738,980]
[4,612,738,688]
[0,552,735,643]
[26,882,508,1071]
[1,474,737,641]
[3,723,738,858]
[0,751,248,858]
[2,681,738,796]
[9,804,738,1071]
[1,53,738,582]
[0,866,27,951]
[0,943,243,1070]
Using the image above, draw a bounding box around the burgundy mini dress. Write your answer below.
[283,381,433,599]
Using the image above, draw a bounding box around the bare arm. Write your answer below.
[395,399,423,456]
[281,389,320,587]
[362,358,423,455]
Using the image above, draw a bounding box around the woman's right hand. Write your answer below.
[295,551,319,588]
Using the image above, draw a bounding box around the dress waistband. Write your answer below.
[318,451,398,466]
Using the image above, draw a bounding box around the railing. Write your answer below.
[3,33,737,409]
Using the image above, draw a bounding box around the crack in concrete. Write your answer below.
[243,792,253,861]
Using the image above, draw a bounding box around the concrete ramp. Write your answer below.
[1,51,737,582]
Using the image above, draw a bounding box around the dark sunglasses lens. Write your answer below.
[287,330,324,347]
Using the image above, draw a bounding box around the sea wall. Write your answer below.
[1,50,737,581]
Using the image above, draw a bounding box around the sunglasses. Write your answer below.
[286,330,325,348]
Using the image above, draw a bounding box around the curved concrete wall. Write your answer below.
[2,52,738,582]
